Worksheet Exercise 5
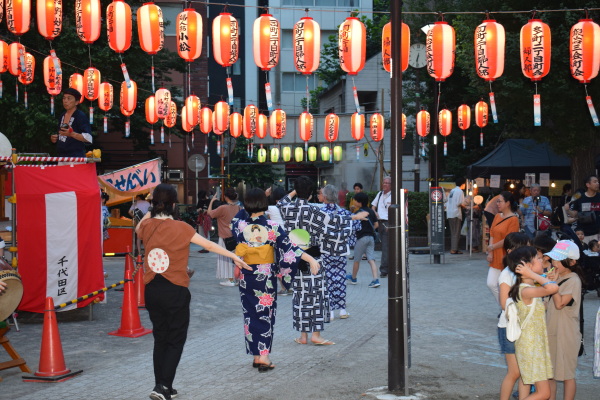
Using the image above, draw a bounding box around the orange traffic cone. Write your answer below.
[22,297,82,382]
[108,269,152,338]
[135,254,146,308]
[115,247,133,292]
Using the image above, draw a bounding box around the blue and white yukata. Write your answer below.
[277,195,353,333]
[231,213,301,356]
[321,203,359,311]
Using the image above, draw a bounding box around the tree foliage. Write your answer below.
[221,137,283,189]
[0,0,185,155]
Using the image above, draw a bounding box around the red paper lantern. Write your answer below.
[76,0,101,44]
[475,101,488,128]
[416,110,430,137]
[0,41,8,74]
[438,109,452,137]
[243,105,259,138]
[370,113,384,142]
[177,9,203,62]
[253,14,280,71]
[137,2,164,55]
[69,73,84,103]
[351,112,365,141]
[212,112,224,136]
[120,105,133,117]
[474,20,505,82]
[457,104,471,130]
[214,101,230,133]
[83,67,101,101]
[43,55,62,95]
[324,113,339,143]
[145,95,158,124]
[212,13,239,67]
[17,52,34,85]
[294,17,320,74]
[401,113,406,139]
[426,21,455,82]
[520,19,551,81]
[256,114,268,139]
[382,22,410,73]
[6,0,30,35]
[181,105,193,132]
[107,0,132,53]
[570,19,600,83]
[230,112,243,138]
[299,111,313,142]
[269,109,286,139]
[339,17,366,75]
[8,42,24,76]
[184,95,200,127]
[37,0,62,40]
[199,107,213,134]
[155,87,171,119]
[98,82,113,111]
[120,80,137,113]
[165,101,177,128]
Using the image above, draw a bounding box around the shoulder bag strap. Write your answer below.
[495,215,516,228]
[520,296,537,330]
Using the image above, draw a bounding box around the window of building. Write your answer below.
[282,30,293,49]
[282,73,318,92]
[282,0,359,6]
[157,4,181,36]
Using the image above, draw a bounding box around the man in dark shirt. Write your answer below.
[569,175,600,243]
[50,88,92,157]
[347,192,381,288]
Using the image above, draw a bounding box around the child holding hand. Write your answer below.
[507,246,559,400]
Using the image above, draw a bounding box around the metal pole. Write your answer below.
[388,0,409,394]
[432,82,441,264]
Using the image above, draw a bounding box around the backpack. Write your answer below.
[505,296,536,342]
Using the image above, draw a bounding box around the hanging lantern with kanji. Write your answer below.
[99,82,113,133]
[570,18,600,126]
[181,105,194,133]
[120,80,137,137]
[370,113,384,142]
[138,2,164,92]
[69,73,84,103]
[298,111,313,151]
[416,109,430,156]
[269,109,286,139]
[243,105,258,139]
[107,0,132,87]
[475,19,504,123]
[184,95,200,128]
[213,13,239,67]
[43,55,62,114]
[426,21,455,82]
[37,0,62,40]
[230,112,243,138]
[339,17,366,75]
[253,13,280,71]
[6,0,30,35]
[155,87,171,120]
[520,18,551,126]
[457,104,471,149]
[294,16,320,74]
[382,21,410,73]
[351,112,365,160]
[17,52,34,107]
[256,114,268,139]
[177,9,203,62]
[324,113,339,163]
[438,109,452,156]
[76,0,101,44]
[165,100,177,129]
[145,95,158,143]
[8,42,24,77]
[475,100,488,146]
[199,107,213,134]
[83,67,101,123]
[214,101,229,133]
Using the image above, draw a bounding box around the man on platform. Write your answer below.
[372,176,392,277]
[568,175,600,243]
[519,183,552,238]
[50,88,92,157]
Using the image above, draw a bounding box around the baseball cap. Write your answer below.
[544,240,580,261]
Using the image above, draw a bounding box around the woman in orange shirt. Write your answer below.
[486,191,520,306]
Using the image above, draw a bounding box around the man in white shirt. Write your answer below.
[447,177,466,254]
[372,176,392,277]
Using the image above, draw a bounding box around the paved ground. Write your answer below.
[1,247,598,399]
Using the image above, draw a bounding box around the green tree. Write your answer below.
[0,0,185,155]
[220,137,283,189]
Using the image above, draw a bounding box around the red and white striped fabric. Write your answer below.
[212,13,239,67]
[338,17,366,75]
[107,0,132,53]
[6,0,30,35]
[137,2,164,55]
[37,0,62,40]
[16,163,104,313]
[426,21,455,82]
[177,9,203,62]
[76,0,101,44]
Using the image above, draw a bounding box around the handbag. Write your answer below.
[536,213,551,230]
[223,236,238,251]
[505,295,536,342]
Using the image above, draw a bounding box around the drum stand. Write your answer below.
[0,326,32,376]
[7,312,19,332]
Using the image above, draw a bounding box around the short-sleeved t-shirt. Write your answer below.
[570,192,600,235]
[497,267,516,328]
[208,204,242,238]
[357,207,378,240]
[138,218,196,287]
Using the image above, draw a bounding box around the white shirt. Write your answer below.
[130,200,151,214]
[497,267,516,328]
[266,205,284,227]
[446,186,464,220]
[374,191,392,220]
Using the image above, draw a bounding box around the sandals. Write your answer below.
[450,251,463,254]
[293,338,307,345]
[257,362,275,373]
[312,339,335,346]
